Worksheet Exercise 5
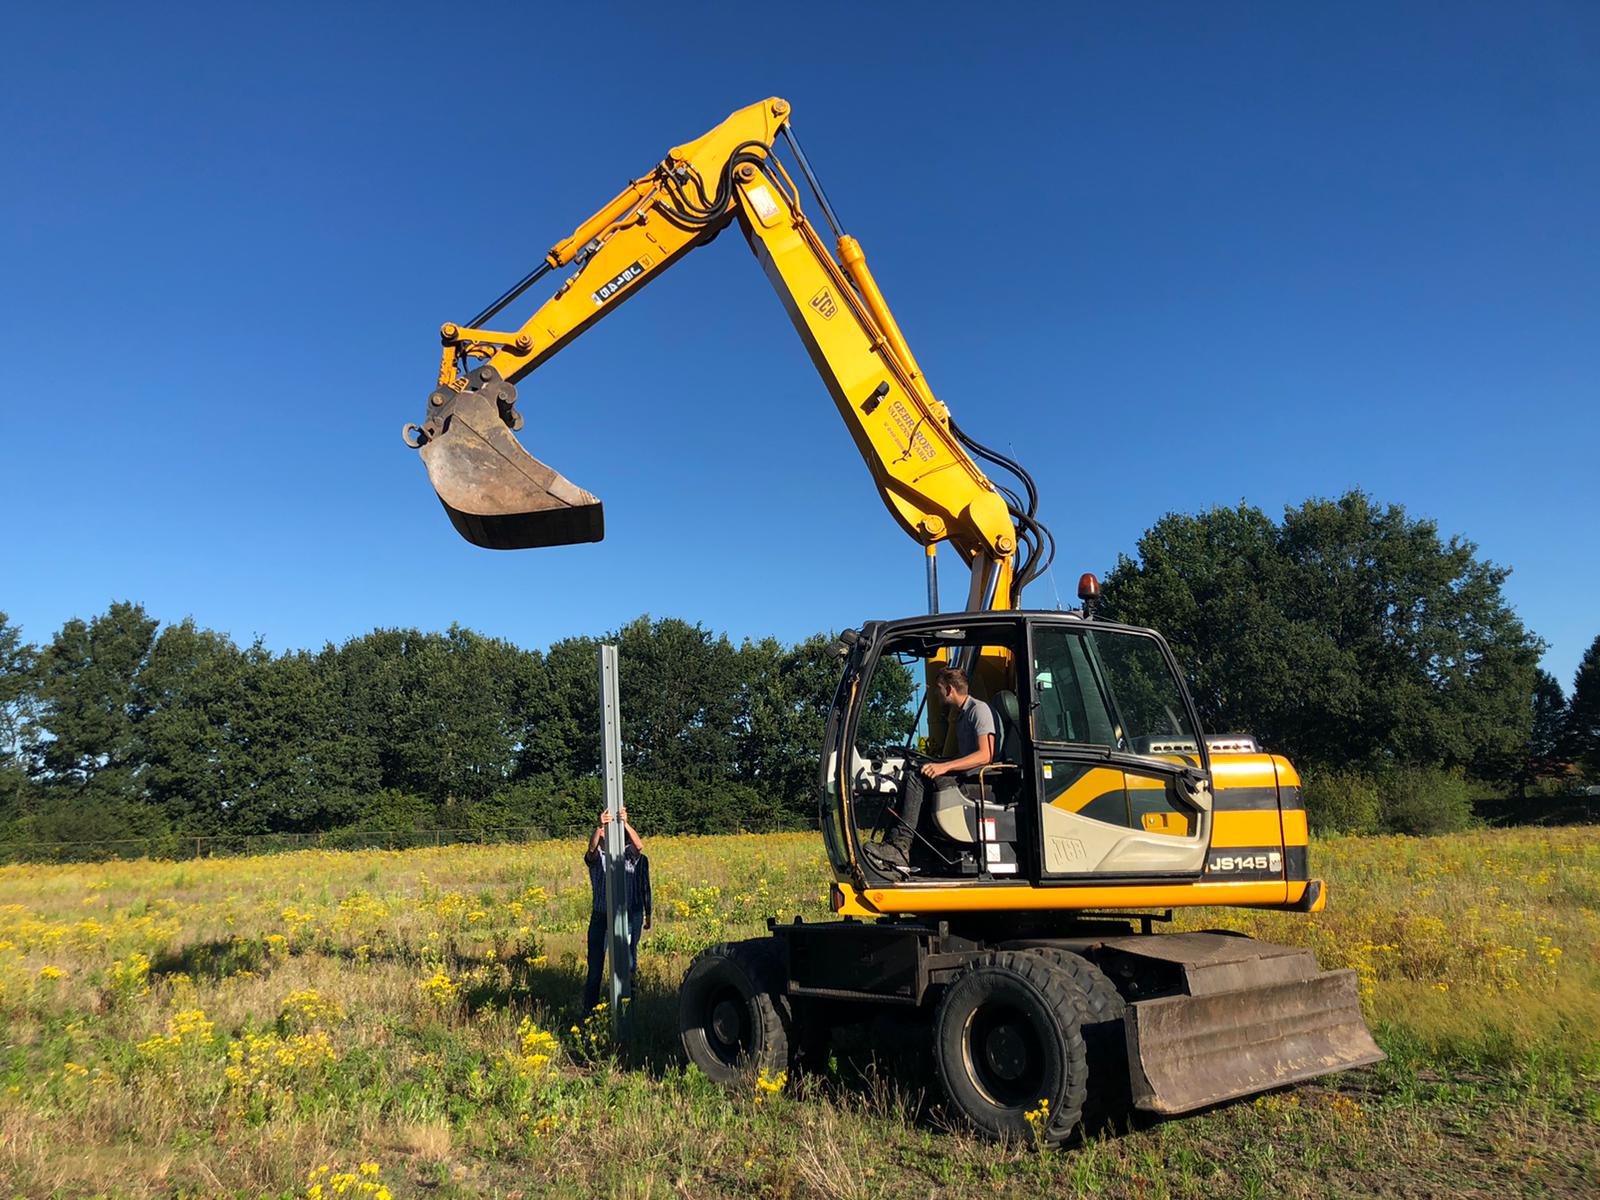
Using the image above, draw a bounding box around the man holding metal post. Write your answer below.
[581,807,648,1012]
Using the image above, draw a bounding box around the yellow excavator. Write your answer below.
[405,98,1381,1144]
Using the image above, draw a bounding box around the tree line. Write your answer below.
[1,490,1595,853]
[0,610,862,849]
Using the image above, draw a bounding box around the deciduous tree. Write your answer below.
[1101,492,1543,778]
[0,613,37,815]
[27,601,160,803]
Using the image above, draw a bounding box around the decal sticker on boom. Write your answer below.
[810,287,837,319]
[885,399,936,463]
[746,183,782,223]
[592,257,652,305]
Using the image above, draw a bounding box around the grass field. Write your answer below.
[0,826,1595,1198]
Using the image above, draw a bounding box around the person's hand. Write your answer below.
[920,761,948,779]
[619,806,629,825]
[644,916,652,931]
[599,810,613,827]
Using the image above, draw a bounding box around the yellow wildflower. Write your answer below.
[419,970,458,1007]
[753,1067,787,1104]
[1023,1096,1051,1145]
[281,988,344,1027]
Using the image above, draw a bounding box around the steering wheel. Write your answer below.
[863,744,922,763]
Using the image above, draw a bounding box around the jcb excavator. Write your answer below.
[405,98,1381,1144]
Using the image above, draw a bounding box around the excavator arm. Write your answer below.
[405,98,1048,612]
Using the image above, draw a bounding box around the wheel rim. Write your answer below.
[963,1001,1045,1109]
[703,987,750,1066]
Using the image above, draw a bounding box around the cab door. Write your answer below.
[1026,619,1213,879]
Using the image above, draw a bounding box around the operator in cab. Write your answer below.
[869,666,995,870]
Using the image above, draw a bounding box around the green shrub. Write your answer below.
[503,776,601,838]
[316,827,401,851]
[1377,766,1474,835]
[1526,775,1580,799]
[448,792,536,835]
[0,796,174,861]
[1302,769,1380,834]
[356,788,437,831]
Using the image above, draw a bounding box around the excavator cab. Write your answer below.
[828,612,1216,886]
[405,366,604,550]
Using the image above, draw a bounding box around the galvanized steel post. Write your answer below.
[597,644,631,1036]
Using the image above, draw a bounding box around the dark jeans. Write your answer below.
[896,771,928,841]
[628,907,644,974]
[892,772,977,851]
[581,909,646,1012]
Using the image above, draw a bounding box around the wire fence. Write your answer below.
[0,826,556,866]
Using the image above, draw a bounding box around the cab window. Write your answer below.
[1031,627,1197,755]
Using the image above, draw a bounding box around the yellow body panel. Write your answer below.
[1209,809,1289,848]
[1211,754,1277,790]
[1038,763,1194,838]
[835,878,1321,916]
[1045,764,1127,814]
[1141,811,1190,835]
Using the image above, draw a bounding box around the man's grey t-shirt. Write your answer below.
[956,694,997,756]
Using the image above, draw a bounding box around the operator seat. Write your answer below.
[992,690,1023,766]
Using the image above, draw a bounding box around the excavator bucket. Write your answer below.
[1105,933,1383,1115]
[406,367,604,550]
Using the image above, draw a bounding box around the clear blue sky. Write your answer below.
[3,3,1596,689]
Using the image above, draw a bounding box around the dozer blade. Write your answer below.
[1123,967,1383,1115]
[408,368,603,550]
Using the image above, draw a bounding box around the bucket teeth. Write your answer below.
[410,371,604,550]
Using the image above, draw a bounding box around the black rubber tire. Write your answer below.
[679,939,792,1085]
[1019,947,1131,1127]
[933,950,1089,1145]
